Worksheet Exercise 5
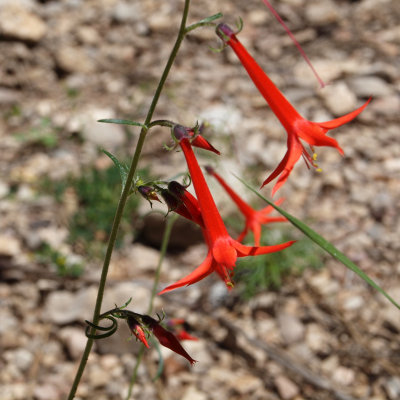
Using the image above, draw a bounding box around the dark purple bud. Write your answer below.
[138,185,160,204]
[168,181,186,198]
[172,125,191,141]
[204,165,215,175]
[216,23,235,41]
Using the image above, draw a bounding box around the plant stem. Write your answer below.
[66,1,191,398]
[125,214,178,400]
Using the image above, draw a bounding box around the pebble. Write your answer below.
[73,108,126,149]
[55,46,96,74]
[59,327,87,359]
[33,384,60,400]
[231,373,263,395]
[384,377,400,400]
[332,366,355,386]
[277,313,305,344]
[304,0,340,26]
[4,348,34,371]
[0,5,46,42]
[0,234,21,257]
[274,375,300,399]
[320,81,358,115]
[348,76,392,98]
[181,385,207,400]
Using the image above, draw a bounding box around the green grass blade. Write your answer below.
[236,176,400,310]
[98,119,145,127]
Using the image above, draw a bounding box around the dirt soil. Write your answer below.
[1,0,400,399]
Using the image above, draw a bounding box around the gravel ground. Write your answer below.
[1,0,400,399]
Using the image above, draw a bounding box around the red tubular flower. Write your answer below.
[141,316,197,365]
[173,124,220,155]
[205,166,286,246]
[127,316,150,349]
[159,137,295,294]
[216,23,371,195]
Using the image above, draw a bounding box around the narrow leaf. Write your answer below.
[102,149,129,190]
[98,119,145,127]
[237,176,400,310]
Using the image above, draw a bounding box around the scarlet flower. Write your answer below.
[127,316,150,349]
[141,315,197,365]
[159,135,295,293]
[205,166,286,246]
[166,318,199,341]
[216,23,371,195]
[173,124,220,155]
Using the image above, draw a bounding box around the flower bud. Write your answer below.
[216,23,235,41]
[138,185,160,205]
[127,316,150,348]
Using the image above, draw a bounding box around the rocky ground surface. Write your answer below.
[1,0,400,399]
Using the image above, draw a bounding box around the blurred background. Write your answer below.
[1,0,399,399]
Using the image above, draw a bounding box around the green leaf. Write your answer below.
[185,12,223,33]
[102,150,129,191]
[236,176,400,311]
[98,119,145,128]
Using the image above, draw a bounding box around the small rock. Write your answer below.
[75,108,125,149]
[181,385,207,400]
[33,384,60,400]
[55,46,96,74]
[305,323,331,354]
[112,1,142,23]
[348,76,392,98]
[0,88,20,105]
[274,375,300,399]
[4,348,33,371]
[305,0,339,26]
[231,373,263,395]
[88,364,109,388]
[59,327,87,359]
[0,235,21,257]
[320,82,358,115]
[371,95,400,118]
[278,313,305,344]
[126,244,169,272]
[0,5,46,42]
[384,377,400,400]
[332,366,355,386]
[43,286,97,324]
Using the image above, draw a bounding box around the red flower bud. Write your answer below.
[127,316,150,349]
[142,316,197,365]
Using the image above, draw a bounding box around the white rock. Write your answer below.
[0,234,21,257]
[332,366,355,386]
[4,348,33,371]
[43,286,97,324]
[274,375,300,399]
[33,384,60,400]
[59,327,87,359]
[231,373,263,395]
[349,76,392,98]
[305,0,340,26]
[278,313,305,344]
[72,108,125,149]
[55,46,95,74]
[320,82,358,115]
[182,385,207,400]
[0,5,46,42]
[126,244,169,272]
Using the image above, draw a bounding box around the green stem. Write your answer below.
[125,214,178,400]
[66,1,191,398]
